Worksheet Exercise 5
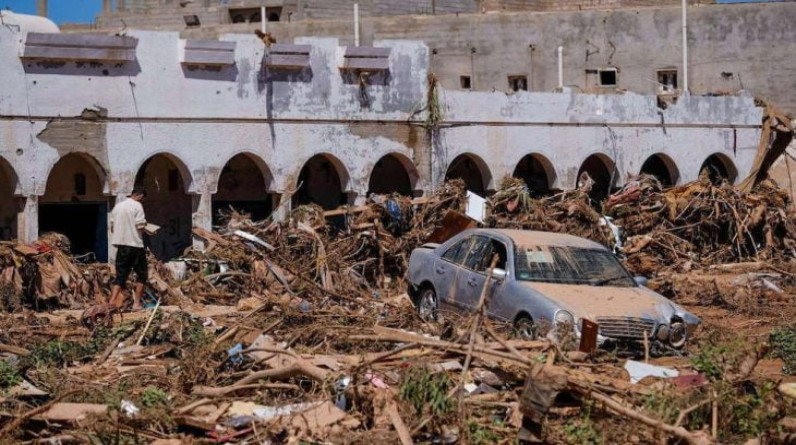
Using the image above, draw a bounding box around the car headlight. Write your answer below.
[656,324,670,342]
[554,310,575,329]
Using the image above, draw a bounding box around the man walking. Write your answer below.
[109,187,148,311]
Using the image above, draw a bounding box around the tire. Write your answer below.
[514,315,538,340]
[417,286,438,321]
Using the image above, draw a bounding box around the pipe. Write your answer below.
[36,0,47,17]
[354,3,360,47]
[261,6,266,34]
[682,0,688,93]
[557,46,564,90]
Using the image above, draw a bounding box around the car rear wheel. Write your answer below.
[417,287,438,321]
[514,315,538,340]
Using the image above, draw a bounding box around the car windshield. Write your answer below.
[514,244,635,287]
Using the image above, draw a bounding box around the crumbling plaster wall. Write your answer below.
[0,25,768,248]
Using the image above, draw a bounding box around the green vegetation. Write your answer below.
[770,322,796,375]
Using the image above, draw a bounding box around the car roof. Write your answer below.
[464,228,605,250]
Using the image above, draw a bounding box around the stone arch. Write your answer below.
[367,153,421,197]
[700,153,738,185]
[512,153,558,195]
[41,153,108,202]
[213,152,275,224]
[39,153,110,260]
[577,153,619,203]
[445,153,492,196]
[293,153,352,210]
[134,153,193,261]
[639,153,680,187]
[0,156,19,242]
[133,152,193,194]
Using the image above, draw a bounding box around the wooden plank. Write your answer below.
[183,49,235,65]
[268,43,311,55]
[344,46,391,58]
[343,58,390,71]
[26,32,137,49]
[184,39,235,51]
[22,46,136,62]
[266,54,310,68]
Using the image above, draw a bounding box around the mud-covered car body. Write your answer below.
[407,229,699,349]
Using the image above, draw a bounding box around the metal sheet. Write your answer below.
[265,54,311,68]
[344,46,391,58]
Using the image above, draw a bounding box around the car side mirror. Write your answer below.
[634,276,648,287]
[492,268,508,280]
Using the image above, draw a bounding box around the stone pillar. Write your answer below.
[36,0,47,17]
[102,0,112,13]
[192,192,213,251]
[270,193,291,222]
[350,190,366,206]
[116,0,127,12]
[17,196,38,244]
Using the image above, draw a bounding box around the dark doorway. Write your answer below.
[368,154,413,196]
[40,203,108,262]
[640,154,678,186]
[700,154,737,185]
[513,154,554,196]
[446,154,488,196]
[0,158,17,241]
[577,154,618,203]
[135,154,192,261]
[213,154,273,225]
[40,154,108,261]
[293,155,347,210]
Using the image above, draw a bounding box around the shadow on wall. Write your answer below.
[22,60,142,77]
[182,64,239,81]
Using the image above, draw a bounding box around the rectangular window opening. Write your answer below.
[508,75,528,92]
[266,7,283,22]
[460,75,471,90]
[598,68,617,87]
[657,70,678,93]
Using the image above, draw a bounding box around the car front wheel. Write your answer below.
[514,315,538,340]
[417,287,438,321]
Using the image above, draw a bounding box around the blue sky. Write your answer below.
[3,0,102,24]
[0,0,781,25]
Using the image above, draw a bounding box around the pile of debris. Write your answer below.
[0,176,795,442]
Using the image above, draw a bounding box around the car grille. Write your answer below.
[596,317,656,340]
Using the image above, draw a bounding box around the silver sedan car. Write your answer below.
[407,229,700,349]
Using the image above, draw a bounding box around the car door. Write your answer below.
[434,236,475,310]
[454,236,495,310]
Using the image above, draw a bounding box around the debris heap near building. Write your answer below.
[0,171,795,443]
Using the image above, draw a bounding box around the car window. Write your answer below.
[463,236,492,271]
[471,238,508,273]
[441,237,473,265]
[514,244,634,287]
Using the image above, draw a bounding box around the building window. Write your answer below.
[74,173,86,196]
[598,68,617,87]
[460,75,471,90]
[266,7,282,22]
[657,69,678,93]
[508,75,528,92]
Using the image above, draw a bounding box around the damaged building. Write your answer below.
[0,7,787,261]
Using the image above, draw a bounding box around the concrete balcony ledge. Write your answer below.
[22,33,138,62]
[181,39,236,66]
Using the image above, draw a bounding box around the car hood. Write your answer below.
[518,281,675,321]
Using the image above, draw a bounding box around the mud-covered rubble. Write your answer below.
[0,177,795,443]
